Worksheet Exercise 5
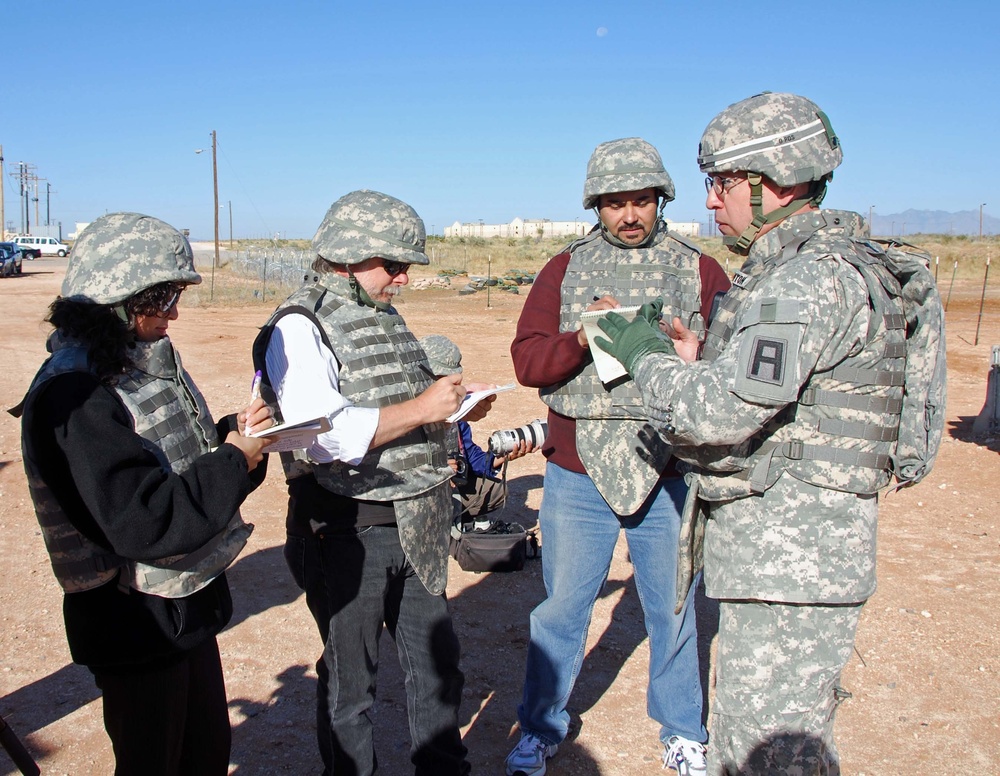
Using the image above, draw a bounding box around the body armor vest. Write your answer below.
[697,210,906,498]
[256,276,454,594]
[262,278,452,500]
[21,336,252,597]
[541,224,705,514]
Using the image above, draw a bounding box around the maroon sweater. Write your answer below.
[511,249,731,477]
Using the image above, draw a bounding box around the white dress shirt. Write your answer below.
[264,313,379,465]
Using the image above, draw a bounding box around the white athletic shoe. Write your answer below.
[662,735,708,775]
[505,733,558,776]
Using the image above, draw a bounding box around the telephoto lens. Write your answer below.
[488,419,548,457]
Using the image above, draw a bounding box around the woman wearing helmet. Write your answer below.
[16,212,273,775]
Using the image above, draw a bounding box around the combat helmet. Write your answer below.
[312,189,429,267]
[61,212,201,306]
[419,335,463,376]
[582,137,675,210]
[698,92,843,253]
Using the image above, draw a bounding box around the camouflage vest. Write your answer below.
[697,210,907,498]
[541,223,705,515]
[256,276,454,594]
[21,336,252,597]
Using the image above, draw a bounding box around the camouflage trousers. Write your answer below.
[708,599,863,776]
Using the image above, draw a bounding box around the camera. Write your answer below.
[488,419,548,457]
[449,451,469,486]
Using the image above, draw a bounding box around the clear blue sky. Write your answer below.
[3,0,997,240]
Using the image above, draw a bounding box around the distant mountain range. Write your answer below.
[869,208,997,237]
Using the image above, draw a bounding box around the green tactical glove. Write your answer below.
[637,298,664,325]
[595,312,674,375]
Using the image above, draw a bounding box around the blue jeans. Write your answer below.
[517,462,706,745]
[285,526,469,776]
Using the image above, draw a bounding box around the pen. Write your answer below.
[418,362,436,378]
[244,371,262,436]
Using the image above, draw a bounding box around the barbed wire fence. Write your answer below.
[192,245,314,305]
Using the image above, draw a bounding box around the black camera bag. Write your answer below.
[450,520,529,573]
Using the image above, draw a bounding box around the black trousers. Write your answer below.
[93,637,231,776]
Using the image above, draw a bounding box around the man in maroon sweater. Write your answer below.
[504,137,730,776]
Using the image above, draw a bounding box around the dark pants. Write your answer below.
[93,637,230,776]
[285,526,469,776]
[456,473,508,520]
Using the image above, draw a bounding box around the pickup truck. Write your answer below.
[0,243,23,276]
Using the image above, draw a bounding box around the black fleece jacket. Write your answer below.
[27,371,267,674]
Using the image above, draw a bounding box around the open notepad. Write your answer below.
[580,305,641,383]
[249,416,332,453]
[446,383,516,423]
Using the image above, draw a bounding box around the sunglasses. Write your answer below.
[382,259,411,278]
[158,287,183,313]
[130,282,186,317]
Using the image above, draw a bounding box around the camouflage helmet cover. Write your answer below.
[698,92,843,187]
[61,212,201,305]
[312,189,429,266]
[582,137,676,210]
[418,334,463,376]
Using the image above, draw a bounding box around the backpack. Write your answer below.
[862,238,947,489]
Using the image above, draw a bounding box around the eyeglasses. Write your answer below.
[382,259,411,278]
[704,175,747,197]
[158,287,183,313]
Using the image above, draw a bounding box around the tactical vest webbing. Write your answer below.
[255,276,455,594]
[542,224,705,419]
[21,336,252,597]
[259,279,452,501]
[540,224,705,514]
[697,210,907,498]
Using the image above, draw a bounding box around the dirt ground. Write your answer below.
[0,254,997,775]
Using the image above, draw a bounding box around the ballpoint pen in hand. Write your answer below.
[244,370,263,436]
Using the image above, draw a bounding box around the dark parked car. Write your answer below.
[0,243,24,276]
[4,240,40,259]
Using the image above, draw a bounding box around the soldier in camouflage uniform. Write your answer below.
[506,138,730,776]
[254,190,489,776]
[596,93,915,774]
[15,212,272,776]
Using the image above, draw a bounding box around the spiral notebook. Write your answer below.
[447,383,516,423]
[249,415,332,453]
[579,305,641,383]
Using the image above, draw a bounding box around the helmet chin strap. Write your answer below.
[347,270,390,312]
[727,174,831,255]
[594,196,666,250]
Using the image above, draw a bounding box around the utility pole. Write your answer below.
[17,162,34,235]
[32,176,40,232]
[0,144,4,239]
[981,203,987,239]
[212,130,219,273]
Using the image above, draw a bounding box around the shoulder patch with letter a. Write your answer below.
[732,320,802,404]
[747,337,786,384]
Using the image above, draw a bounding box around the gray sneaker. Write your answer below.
[662,735,707,775]
[505,733,558,776]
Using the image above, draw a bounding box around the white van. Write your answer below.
[13,235,71,257]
